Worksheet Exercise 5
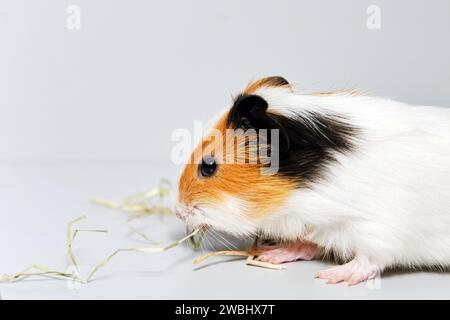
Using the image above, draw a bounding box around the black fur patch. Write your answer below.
[271,111,357,185]
[227,94,359,186]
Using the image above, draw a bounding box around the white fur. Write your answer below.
[253,86,450,271]
[181,196,258,238]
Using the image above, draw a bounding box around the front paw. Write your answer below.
[255,242,317,264]
[315,257,379,286]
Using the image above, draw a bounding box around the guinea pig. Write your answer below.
[175,76,450,285]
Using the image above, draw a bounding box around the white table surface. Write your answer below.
[1,161,449,300]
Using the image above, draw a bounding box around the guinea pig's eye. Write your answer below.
[199,156,217,178]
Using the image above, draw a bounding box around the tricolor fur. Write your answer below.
[177,76,450,277]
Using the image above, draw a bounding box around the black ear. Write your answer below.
[227,94,291,151]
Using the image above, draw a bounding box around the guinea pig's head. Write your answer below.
[176,76,298,237]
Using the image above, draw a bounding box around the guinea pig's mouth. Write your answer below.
[187,224,210,233]
[174,203,205,222]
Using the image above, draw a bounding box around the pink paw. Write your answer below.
[255,242,317,264]
[315,257,379,286]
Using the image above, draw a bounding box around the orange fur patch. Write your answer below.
[244,76,291,94]
[178,113,296,219]
[179,77,363,221]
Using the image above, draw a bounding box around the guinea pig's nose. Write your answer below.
[174,204,190,220]
[174,206,184,220]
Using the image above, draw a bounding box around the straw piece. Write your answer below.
[90,199,172,215]
[0,264,81,283]
[1,219,203,284]
[89,198,120,209]
[245,255,286,270]
[85,227,202,282]
[0,215,93,283]
[67,215,86,271]
[188,227,205,249]
[1,180,205,284]
[90,179,173,217]
[127,224,157,244]
[1,215,106,284]
[67,215,109,274]
[193,250,260,265]
[193,249,286,270]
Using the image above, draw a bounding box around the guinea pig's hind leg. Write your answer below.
[255,241,317,264]
[315,255,380,286]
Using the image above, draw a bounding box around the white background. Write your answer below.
[1,0,449,164]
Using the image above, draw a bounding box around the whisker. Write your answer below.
[211,229,238,250]
[208,230,231,251]
[206,231,224,250]
[203,230,216,251]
